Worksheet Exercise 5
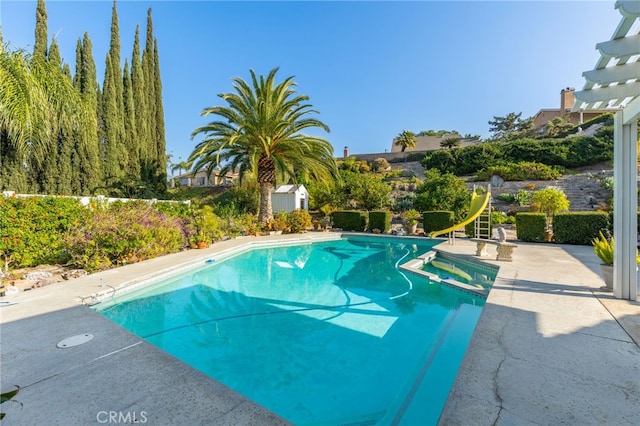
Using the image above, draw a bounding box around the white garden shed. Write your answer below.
[272,184,308,213]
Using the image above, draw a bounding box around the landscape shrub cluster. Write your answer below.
[65,201,186,272]
[421,129,613,177]
[0,196,87,271]
[476,162,562,181]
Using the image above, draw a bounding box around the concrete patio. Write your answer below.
[1,233,638,425]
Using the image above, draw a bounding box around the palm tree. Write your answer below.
[440,137,461,149]
[190,68,337,223]
[0,46,95,192]
[394,130,416,152]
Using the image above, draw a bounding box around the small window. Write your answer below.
[198,177,206,186]
[180,178,189,186]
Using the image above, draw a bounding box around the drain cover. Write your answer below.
[57,333,93,348]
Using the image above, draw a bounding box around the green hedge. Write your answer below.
[552,211,610,245]
[332,211,368,232]
[515,212,547,242]
[0,196,87,269]
[369,210,391,233]
[422,211,454,233]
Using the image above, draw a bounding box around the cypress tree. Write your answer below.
[102,0,128,186]
[33,0,48,60]
[122,59,140,178]
[153,38,166,192]
[131,26,150,180]
[142,8,157,176]
[73,33,103,195]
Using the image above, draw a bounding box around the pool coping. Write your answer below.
[1,232,639,425]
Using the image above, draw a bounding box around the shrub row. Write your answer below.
[422,131,613,177]
[331,210,394,233]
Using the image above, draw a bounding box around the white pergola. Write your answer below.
[573,0,640,300]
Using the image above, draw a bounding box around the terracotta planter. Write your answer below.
[599,264,613,291]
[544,230,554,242]
[196,241,208,249]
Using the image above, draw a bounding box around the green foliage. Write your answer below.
[370,157,390,173]
[215,182,259,214]
[592,231,614,265]
[0,196,87,271]
[332,211,367,232]
[530,188,570,220]
[476,162,562,181]
[491,211,516,225]
[342,171,391,210]
[422,211,454,233]
[400,208,421,225]
[189,67,337,223]
[64,202,185,272]
[421,134,612,177]
[0,385,21,420]
[394,130,417,152]
[368,210,391,233]
[567,113,614,135]
[413,169,470,222]
[488,112,533,140]
[515,212,547,242]
[285,209,312,233]
[552,212,610,245]
[393,193,416,212]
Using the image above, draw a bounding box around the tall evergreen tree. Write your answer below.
[152,38,166,192]
[72,33,103,195]
[33,0,48,60]
[142,8,157,174]
[131,26,149,175]
[102,0,128,185]
[122,59,140,178]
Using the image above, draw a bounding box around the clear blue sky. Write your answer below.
[1,0,622,167]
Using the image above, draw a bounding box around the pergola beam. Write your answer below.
[574,82,640,103]
[596,34,640,57]
[583,62,640,85]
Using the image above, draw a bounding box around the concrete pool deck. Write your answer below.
[1,233,638,425]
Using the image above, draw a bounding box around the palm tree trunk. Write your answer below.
[258,182,273,223]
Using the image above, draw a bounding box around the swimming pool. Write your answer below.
[95,236,486,425]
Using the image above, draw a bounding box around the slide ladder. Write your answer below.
[429,185,491,243]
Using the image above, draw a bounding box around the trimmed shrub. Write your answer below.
[515,212,547,242]
[286,209,313,233]
[422,211,454,234]
[552,211,610,245]
[369,210,391,233]
[332,211,368,232]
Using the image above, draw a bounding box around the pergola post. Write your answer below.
[613,110,638,300]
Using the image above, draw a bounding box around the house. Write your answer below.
[271,184,308,213]
[389,133,481,153]
[532,87,616,130]
[170,168,238,188]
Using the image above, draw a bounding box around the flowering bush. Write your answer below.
[64,202,185,272]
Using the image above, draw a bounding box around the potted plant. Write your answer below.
[401,209,421,234]
[592,231,640,291]
[592,231,614,290]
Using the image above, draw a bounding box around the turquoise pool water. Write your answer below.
[96,236,486,425]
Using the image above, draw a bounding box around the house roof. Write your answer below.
[273,184,306,194]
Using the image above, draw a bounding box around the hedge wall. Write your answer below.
[422,211,454,233]
[332,211,368,232]
[369,210,391,233]
[552,211,610,245]
[515,212,547,242]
